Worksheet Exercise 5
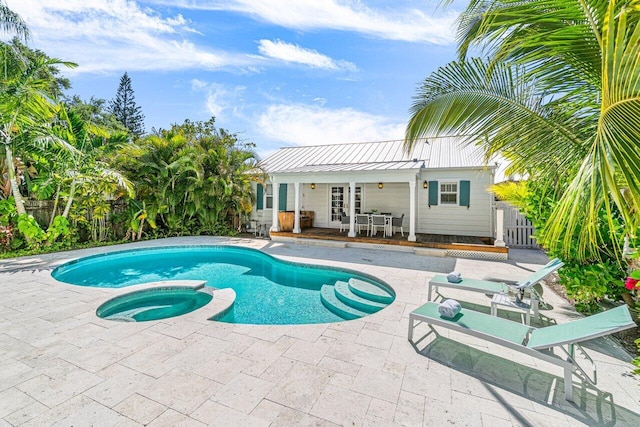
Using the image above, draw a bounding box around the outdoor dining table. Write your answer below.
[362,213,393,237]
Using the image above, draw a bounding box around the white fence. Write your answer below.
[496,202,538,248]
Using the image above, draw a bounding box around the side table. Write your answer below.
[491,292,539,325]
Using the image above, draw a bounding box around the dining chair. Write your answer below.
[392,214,404,237]
[355,214,370,235]
[371,214,386,237]
[339,212,350,233]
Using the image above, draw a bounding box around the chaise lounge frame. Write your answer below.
[428,258,564,321]
[408,302,635,401]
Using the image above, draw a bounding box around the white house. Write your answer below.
[251,137,500,243]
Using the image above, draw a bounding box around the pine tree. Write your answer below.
[108,72,145,139]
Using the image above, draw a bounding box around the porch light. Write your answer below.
[378,182,383,189]
[423,180,428,189]
[310,183,316,189]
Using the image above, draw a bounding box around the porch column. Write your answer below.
[494,208,506,247]
[408,180,417,242]
[293,182,301,234]
[270,181,280,233]
[348,181,356,237]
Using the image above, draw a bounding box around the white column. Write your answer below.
[293,182,301,233]
[348,181,356,237]
[270,181,280,233]
[495,208,506,247]
[408,180,417,242]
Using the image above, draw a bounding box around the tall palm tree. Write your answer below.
[405,0,640,258]
[0,42,76,216]
[0,0,29,40]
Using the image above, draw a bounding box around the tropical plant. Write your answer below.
[113,118,258,237]
[0,38,77,217]
[405,0,640,261]
[0,0,29,40]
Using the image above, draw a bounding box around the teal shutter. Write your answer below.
[459,180,470,208]
[256,184,263,210]
[428,181,438,207]
[278,184,287,211]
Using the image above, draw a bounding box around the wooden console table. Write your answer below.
[278,211,314,231]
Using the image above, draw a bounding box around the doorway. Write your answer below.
[330,185,361,227]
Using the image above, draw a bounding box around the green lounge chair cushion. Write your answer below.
[526,305,635,349]
[515,258,564,288]
[412,302,531,344]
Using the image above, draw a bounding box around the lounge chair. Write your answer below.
[428,258,564,320]
[408,302,635,401]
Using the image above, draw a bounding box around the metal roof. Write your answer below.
[260,137,491,174]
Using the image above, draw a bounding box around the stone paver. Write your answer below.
[1,236,638,426]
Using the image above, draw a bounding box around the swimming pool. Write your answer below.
[52,246,395,325]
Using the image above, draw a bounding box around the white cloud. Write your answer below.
[258,39,356,71]
[191,80,245,120]
[256,104,405,146]
[149,0,457,44]
[5,0,251,74]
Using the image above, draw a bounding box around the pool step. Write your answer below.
[320,285,368,320]
[348,278,394,304]
[334,281,386,313]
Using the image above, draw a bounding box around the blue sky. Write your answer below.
[9,1,463,157]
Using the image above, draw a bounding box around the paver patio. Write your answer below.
[1,236,638,426]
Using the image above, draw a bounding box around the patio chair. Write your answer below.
[356,214,370,235]
[371,214,386,236]
[392,213,404,237]
[408,302,635,401]
[245,219,262,236]
[428,258,564,319]
[339,212,350,233]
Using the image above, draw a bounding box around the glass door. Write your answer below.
[351,186,362,214]
[330,186,345,223]
[330,186,362,227]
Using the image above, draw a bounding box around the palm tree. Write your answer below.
[0,41,77,216]
[114,119,259,236]
[0,0,29,40]
[405,0,640,258]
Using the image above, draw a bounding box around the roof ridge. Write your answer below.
[275,135,478,150]
[276,138,426,150]
[305,159,427,167]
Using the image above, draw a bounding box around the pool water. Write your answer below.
[52,246,394,325]
[96,287,213,322]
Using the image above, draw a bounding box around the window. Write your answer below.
[265,184,273,209]
[440,182,458,204]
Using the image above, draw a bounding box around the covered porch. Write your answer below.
[269,227,508,258]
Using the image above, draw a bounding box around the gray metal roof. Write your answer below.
[261,137,491,173]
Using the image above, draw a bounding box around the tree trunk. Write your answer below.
[61,177,76,218]
[3,143,27,216]
[137,218,145,240]
[48,183,61,228]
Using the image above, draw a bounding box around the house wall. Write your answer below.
[251,168,494,238]
[300,183,329,227]
[361,183,410,228]
[250,183,330,229]
[417,169,493,237]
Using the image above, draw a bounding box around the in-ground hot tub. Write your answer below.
[96,286,213,322]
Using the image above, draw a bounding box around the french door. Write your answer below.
[330,186,362,226]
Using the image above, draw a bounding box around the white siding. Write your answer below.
[362,183,410,228]
[417,169,493,237]
[301,183,330,227]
